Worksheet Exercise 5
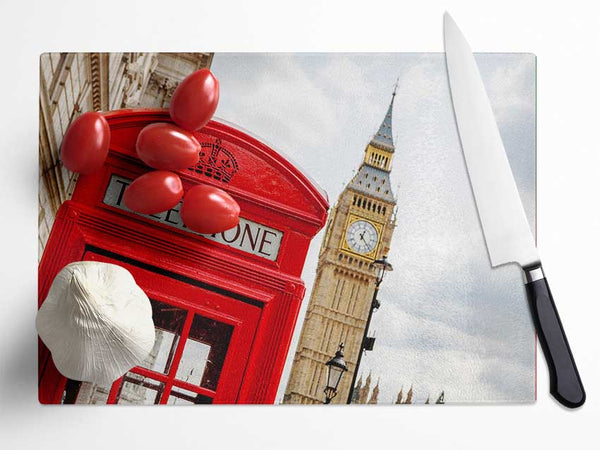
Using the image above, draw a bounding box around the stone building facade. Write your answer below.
[283,92,398,404]
[38,52,213,258]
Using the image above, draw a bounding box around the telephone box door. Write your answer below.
[48,250,261,405]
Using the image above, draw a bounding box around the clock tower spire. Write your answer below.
[367,85,396,159]
[349,89,396,205]
[283,88,398,404]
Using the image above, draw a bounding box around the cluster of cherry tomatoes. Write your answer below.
[60,69,240,235]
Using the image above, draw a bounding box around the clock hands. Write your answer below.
[359,231,367,244]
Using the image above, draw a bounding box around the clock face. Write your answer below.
[346,220,378,254]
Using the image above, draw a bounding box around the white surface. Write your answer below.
[444,14,539,268]
[0,1,598,449]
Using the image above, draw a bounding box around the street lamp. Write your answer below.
[346,255,393,403]
[374,255,393,286]
[324,343,348,404]
[371,255,394,311]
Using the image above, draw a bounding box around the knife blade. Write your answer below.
[443,12,585,408]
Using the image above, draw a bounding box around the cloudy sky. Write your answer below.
[211,53,536,404]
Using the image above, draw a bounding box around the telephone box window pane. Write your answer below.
[61,380,109,405]
[139,299,187,375]
[115,373,164,405]
[61,379,82,404]
[167,386,213,405]
[175,315,233,391]
[175,340,210,385]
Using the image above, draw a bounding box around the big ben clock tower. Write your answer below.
[284,89,398,404]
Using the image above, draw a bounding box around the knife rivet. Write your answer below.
[524,266,545,284]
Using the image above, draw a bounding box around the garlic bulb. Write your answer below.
[36,261,155,386]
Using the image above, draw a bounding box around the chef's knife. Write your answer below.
[443,13,585,408]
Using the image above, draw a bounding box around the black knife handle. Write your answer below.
[524,265,585,408]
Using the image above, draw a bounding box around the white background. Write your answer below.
[0,1,598,449]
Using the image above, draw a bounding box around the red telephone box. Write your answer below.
[38,109,329,404]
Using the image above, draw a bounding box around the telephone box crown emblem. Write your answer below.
[192,138,239,183]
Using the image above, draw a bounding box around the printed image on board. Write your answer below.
[39,52,536,404]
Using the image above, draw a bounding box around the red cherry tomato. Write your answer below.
[136,123,200,171]
[181,184,240,234]
[169,69,219,131]
[123,171,183,215]
[60,112,110,174]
